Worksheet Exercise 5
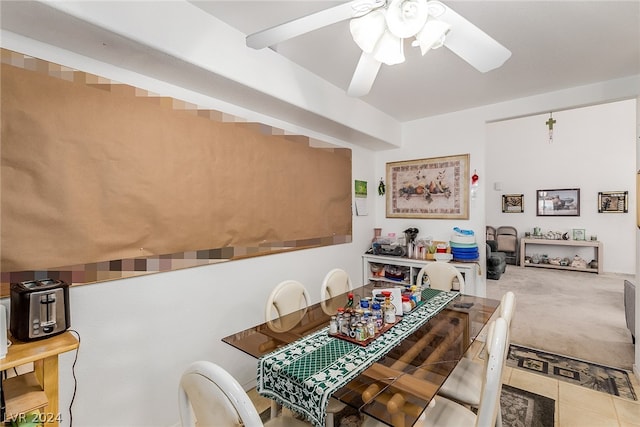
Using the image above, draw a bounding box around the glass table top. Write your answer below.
[222,283,499,426]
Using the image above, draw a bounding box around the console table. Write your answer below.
[519,238,602,274]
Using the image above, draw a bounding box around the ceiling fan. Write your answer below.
[246,0,512,97]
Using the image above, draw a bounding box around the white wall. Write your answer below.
[57,242,377,427]
[2,28,639,427]
[486,100,636,274]
[0,39,378,427]
[373,110,489,296]
[370,91,639,299]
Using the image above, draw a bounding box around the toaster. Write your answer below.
[10,279,71,341]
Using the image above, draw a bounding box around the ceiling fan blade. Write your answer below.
[247,1,362,49]
[347,52,382,97]
[432,1,512,72]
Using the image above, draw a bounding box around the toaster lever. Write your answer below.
[40,293,57,327]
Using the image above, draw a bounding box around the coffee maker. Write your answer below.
[404,228,419,244]
[404,228,419,258]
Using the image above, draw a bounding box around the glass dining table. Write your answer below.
[222,283,500,427]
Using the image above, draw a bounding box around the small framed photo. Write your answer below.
[536,188,580,216]
[572,229,586,241]
[598,191,628,213]
[502,194,524,213]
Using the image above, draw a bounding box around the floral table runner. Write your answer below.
[257,289,459,426]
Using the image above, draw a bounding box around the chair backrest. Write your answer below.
[265,280,310,332]
[486,226,497,241]
[500,291,516,327]
[496,226,518,253]
[475,317,509,427]
[179,360,263,427]
[320,268,353,300]
[416,262,465,293]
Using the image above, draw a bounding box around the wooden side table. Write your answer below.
[1,331,79,426]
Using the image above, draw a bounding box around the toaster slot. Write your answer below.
[40,292,57,333]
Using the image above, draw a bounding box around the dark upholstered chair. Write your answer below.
[486,241,506,280]
[625,280,635,343]
[496,226,519,266]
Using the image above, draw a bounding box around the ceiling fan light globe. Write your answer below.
[350,10,387,53]
[373,30,405,65]
[415,19,451,54]
[385,0,429,38]
[426,0,447,18]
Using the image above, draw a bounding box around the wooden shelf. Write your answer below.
[519,238,603,274]
[0,331,79,426]
[523,262,598,273]
[3,372,48,422]
[1,332,79,371]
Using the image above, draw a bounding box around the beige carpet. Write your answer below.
[486,266,635,370]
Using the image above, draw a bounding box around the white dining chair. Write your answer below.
[415,262,465,293]
[361,317,509,427]
[178,360,309,427]
[320,268,353,300]
[436,291,516,426]
[264,280,311,420]
[418,316,509,427]
[265,280,311,333]
[318,269,353,427]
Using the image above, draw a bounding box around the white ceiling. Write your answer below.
[190,0,640,121]
[1,0,638,143]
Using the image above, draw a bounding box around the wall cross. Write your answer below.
[546,113,556,143]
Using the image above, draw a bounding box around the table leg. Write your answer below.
[34,356,60,427]
[387,393,405,427]
[361,319,452,401]
[365,319,466,426]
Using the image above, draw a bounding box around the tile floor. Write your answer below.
[474,339,640,427]
[504,361,640,427]
[249,339,640,426]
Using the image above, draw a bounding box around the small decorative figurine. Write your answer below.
[471,170,479,199]
[378,177,386,196]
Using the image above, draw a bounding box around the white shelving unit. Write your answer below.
[362,254,479,295]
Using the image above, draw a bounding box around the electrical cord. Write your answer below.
[67,329,81,427]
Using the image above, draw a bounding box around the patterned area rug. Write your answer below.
[260,384,555,427]
[501,384,555,427]
[507,343,637,401]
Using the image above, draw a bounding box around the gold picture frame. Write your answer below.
[386,154,469,219]
[502,194,524,213]
[598,191,628,213]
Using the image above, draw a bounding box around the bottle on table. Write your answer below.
[329,315,338,334]
[372,302,383,330]
[381,291,396,325]
[402,296,412,314]
[336,307,345,334]
[411,285,422,303]
[341,313,351,335]
[365,311,376,337]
